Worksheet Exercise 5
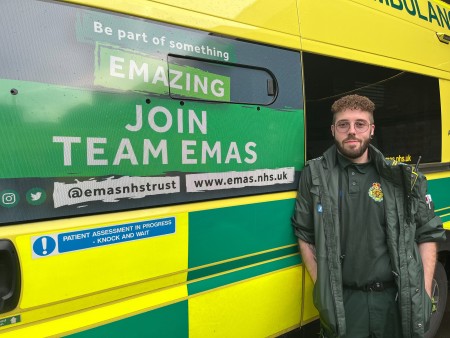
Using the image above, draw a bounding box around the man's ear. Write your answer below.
[331,125,335,137]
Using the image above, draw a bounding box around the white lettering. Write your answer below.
[148,106,172,133]
[126,105,143,132]
[193,75,208,94]
[152,65,168,86]
[110,56,125,78]
[94,21,103,33]
[143,139,168,164]
[211,79,224,97]
[53,136,81,166]
[244,142,257,164]
[188,109,207,134]
[182,140,197,164]
[225,142,242,163]
[129,60,148,82]
[202,141,221,164]
[87,137,108,165]
[113,138,138,165]
[169,69,183,89]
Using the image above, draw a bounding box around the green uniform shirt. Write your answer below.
[337,153,393,287]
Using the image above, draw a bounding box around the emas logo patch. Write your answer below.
[368,182,383,202]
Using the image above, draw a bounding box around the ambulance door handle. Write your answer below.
[0,240,21,314]
[267,79,276,96]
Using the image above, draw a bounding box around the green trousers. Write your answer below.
[341,287,402,338]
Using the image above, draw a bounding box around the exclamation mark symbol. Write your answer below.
[42,237,47,255]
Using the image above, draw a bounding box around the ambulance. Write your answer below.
[0,0,449,336]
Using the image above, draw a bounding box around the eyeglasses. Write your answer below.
[334,120,371,133]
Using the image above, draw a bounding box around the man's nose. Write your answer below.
[348,123,357,134]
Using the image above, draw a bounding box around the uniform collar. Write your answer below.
[336,151,371,173]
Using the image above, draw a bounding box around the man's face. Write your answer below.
[331,109,375,163]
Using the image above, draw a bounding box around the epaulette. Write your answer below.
[384,158,419,189]
[305,156,323,166]
[309,155,323,162]
[384,158,403,167]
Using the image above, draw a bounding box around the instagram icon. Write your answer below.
[0,190,19,208]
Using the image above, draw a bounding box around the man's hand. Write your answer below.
[299,239,317,283]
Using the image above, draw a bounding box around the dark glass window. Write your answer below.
[168,55,276,104]
[302,52,442,165]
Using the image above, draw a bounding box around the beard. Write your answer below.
[334,135,371,160]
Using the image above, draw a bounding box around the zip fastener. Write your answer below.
[392,271,400,302]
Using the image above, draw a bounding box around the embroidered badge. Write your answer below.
[425,194,433,209]
[368,182,383,202]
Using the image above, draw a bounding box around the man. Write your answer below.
[292,94,445,337]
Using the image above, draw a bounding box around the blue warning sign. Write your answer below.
[31,217,175,258]
[32,236,57,257]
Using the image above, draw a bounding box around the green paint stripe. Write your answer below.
[188,199,297,268]
[435,206,450,224]
[440,214,450,223]
[188,245,299,280]
[188,254,300,296]
[65,301,188,338]
[428,177,450,211]
[426,177,450,224]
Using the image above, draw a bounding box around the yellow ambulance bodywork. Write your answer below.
[0,0,449,337]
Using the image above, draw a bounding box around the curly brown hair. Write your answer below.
[331,94,375,123]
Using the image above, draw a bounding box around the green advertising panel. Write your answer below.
[0,0,304,224]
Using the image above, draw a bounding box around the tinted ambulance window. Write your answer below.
[0,0,303,224]
[303,52,442,165]
[168,55,276,104]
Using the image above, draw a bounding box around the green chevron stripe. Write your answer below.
[65,301,188,338]
[188,198,297,269]
[188,254,300,296]
[188,245,299,280]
